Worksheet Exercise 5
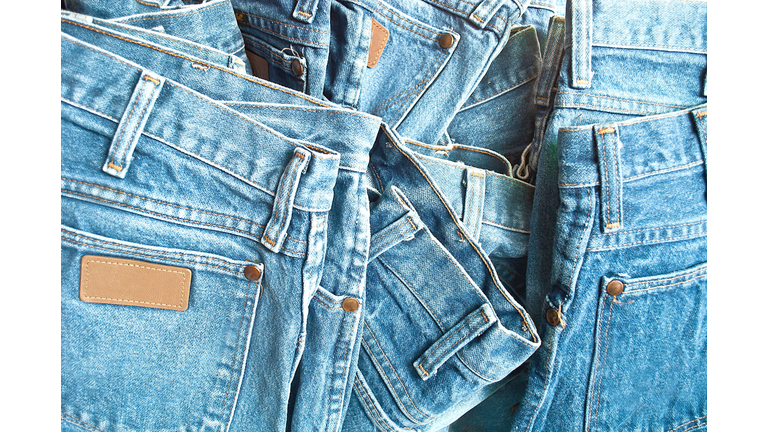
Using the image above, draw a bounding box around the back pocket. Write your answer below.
[61,226,263,432]
[585,263,707,432]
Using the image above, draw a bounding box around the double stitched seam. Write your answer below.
[110,83,146,170]
[592,40,706,53]
[238,20,329,46]
[222,103,376,120]
[61,412,107,432]
[593,221,705,238]
[587,232,706,251]
[625,273,707,294]
[555,101,658,115]
[265,155,302,245]
[590,296,616,432]
[125,1,225,22]
[597,128,617,228]
[419,311,488,373]
[558,91,687,109]
[625,267,706,287]
[377,255,445,329]
[371,222,414,257]
[61,29,331,107]
[481,219,530,234]
[235,9,329,34]
[63,190,308,255]
[376,2,439,40]
[383,128,537,342]
[363,321,433,423]
[567,188,592,289]
[389,50,448,124]
[623,160,704,182]
[611,132,620,227]
[83,260,186,308]
[666,416,708,432]
[524,328,557,432]
[219,276,256,427]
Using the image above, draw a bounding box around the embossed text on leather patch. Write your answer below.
[245,49,270,81]
[367,17,389,68]
[80,255,192,311]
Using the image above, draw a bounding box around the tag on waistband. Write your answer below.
[246,49,270,81]
[367,17,389,68]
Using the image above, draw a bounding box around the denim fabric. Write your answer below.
[60,29,383,432]
[63,0,250,67]
[339,125,540,432]
[511,1,708,431]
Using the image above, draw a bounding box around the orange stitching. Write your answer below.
[696,111,707,118]
[419,312,486,372]
[376,1,440,38]
[611,132,622,228]
[384,127,537,342]
[370,48,446,116]
[592,39,706,52]
[61,25,332,108]
[143,75,160,85]
[598,127,615,134]
[567,188,592,289]
[234,9,329,34]
[666,417,708,432]
[591,295,615,431]
[600,134,614,227]
[134,0,161,7]
[554,101,662,116]
[559,91,687,109]
[606,222,620,229]
[481,219,530,234]
[473,13,484,22]
[110,83,145,168]
[377,256,444,329]
[122,1,226,24]
[625,274,706,294]
[625,266,708,287]
[593,220,705,238]
[297,11,311,17]
[353,376,400,432]
[587,232,706,251]
[406,217,418,232]
[624,160,704,181]
[222,103,376,120]
[419,364,429,376]
[679,422,706,432]
[107,162,123,171]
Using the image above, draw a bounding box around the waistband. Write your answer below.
[60,19,382,173]
[557,104,707,190]
[62,33,341,213]
[232,0,331,48]
[566,0,707,89]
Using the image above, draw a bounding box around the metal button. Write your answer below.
[291,59,304,76]
[606,279,625,296]
[439,33,454,49]
[342,298,359,312]
[244,265,261,281]
[545,308,560,326]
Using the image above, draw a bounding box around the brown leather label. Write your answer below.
[80,255,192,311]
[367,17,389,68]
[245,49,270,81]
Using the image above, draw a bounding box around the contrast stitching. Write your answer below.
[235,9,329,34]
[623,160,704,182]
[611,131,621,227]
[383,128,537,342]
[297,11,312,17]
[361,329,432,423]
[123,2,225,23]
[666,416,707,432]
[524,329,557,432]
[460,72,538,110]
[591,297,615,432]
[567,188,592,289]
[219,272,254,426]
[592,39,707,52]
[559,91,687,109]
[419,311,488,372]
[61,27,331,107]
[371,50,445,117]
[62,236,243,275]
[388,50,448,123]
[679,423,707,432]
[376,1,440,39]
[480,219,530,234]
[238,20,329,46]
[60,413,106,432]
[82,259,186,308]
[623,267,706,286]
[625,274,706,294]
[222,103,376,120]
[354,376,402,432]
[554,101,661,115]
[587,232,706,251]
[377,255,444,329]
[592,221,705,238]
[110,83,145,169]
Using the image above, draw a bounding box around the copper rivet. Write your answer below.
[606,280,625,296]
[546,308,560,326]
[291,59,304,76]
[244,265,261,281]
[342,298,359,312]
[439,33,454,49]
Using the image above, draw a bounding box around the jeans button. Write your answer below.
[342,298,359,312]
[546,308,560,326]
[244,265,261,281]
[291,59,304,76]
[606,280,625,296]
[439,33,454,49]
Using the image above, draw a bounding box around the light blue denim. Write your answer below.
[511,0,708,431]
[60,28,383,432]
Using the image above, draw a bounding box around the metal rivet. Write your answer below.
[439,33,454,49]
[546,308,560,326]
[244,265,261,281]
[342,298,359,312]
[291,59,304,76]
[606,279,625,296]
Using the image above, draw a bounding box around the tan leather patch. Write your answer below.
[245,49,270,81]
[367,17,389,68]
[79,255,192,311]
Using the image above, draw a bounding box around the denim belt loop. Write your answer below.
[535,15,566,107]
[368,186,425,263]
[468,0,507,29]
[691,106,708,175]
[261,147,312,253]
[463,167,486,242]
[102,70,165,179]
[569,0,593,88]
[594,124,623,232]
[292,0,321,23]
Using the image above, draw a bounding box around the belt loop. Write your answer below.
[569,0,593,89]
[463,167,486,242]
[102,70,165,179]
[535,15,566,107]
[691,106,707,175]
[228,55,247,74]
[261,147,312,253]
[594,124,623,232]
[292,0,320,23]
[468,0,507,29]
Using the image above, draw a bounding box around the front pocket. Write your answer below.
[61,226,263,432]
[585,263,707,432]
[242,32,308,93]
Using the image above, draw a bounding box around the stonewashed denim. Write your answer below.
[60,31,383,432]
[510,0,708,431]
[339,125,540,432]
[230,0,531,144]
[63,0,250,68]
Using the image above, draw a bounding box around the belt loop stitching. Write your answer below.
[463,167,486,242]
[569,0,593,88]
[292,0,321,23]
[535,15,566,107]
[102,70,165,179]
[469,0,507,29]
[261,148,312,252]
[595,125,623,231]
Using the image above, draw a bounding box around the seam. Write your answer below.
[558,91,688,109]
[567,188,593,289]
[361,329,432,424]
[62,236,243,275]
[459,72,538,110]
[592,220,705,238]
[237,19,329,46]
[222,103,376,120]
[61,28,331,108]
[376,1,440,39]
[679,423,707,432]
[370,18,388,66]
[480,219,530,234]
[83,259,186,308]
[524,328,557,432]
[665,416,707,432]
[371,49,445,118]
[123,2,225,23]
[554,101,661,115]
[611,131,621,227]
[623,160,704,182]
[134,0,161,7]
[388,49,448,124]
[624,267,707,287]
[371,225,411,258]
[420,311,487,372]
[592,39,707,52]
[377,255,444,329]
[591,296,615,431]
[110,83,146,169]
[234,9,329,34]
[266,156,301,246]
[297,11,312,17]
[587,232,706,251]
[624,273,706,294]
[61,413,107,432]
[599,133,613,226]
[354,375,402,432]
[383,127,537,343]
